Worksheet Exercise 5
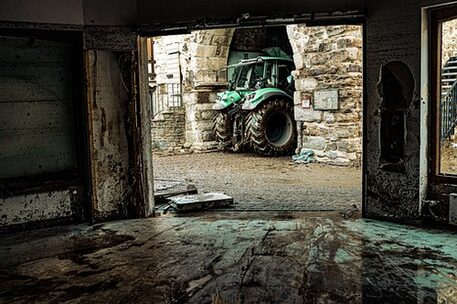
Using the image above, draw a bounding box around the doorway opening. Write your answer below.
[141,23,364,213]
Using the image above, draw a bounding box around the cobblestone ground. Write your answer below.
[153,152,362,212]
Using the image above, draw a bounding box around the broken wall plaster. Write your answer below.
[86,50,132,221]
[0,189,81,228]
[364,0,423,221]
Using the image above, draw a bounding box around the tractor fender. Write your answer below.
[241,88,292,110]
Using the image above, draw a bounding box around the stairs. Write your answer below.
[441,57,457,143]
[442,56,457,97]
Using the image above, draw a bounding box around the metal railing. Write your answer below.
[148,83,182,118]
[441,80,457,143]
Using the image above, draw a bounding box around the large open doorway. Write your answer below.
[141,23,364,214]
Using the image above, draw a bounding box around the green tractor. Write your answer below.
[212,48,297,156]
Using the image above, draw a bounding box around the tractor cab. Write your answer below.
[229,57,294,92]
[213,48,297,156]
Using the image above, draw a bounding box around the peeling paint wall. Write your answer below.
[0,188,84,228]
[86,50,132,221]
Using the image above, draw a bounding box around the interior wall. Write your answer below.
[364,0,422,221]
[0,0,136,26]
[85,50,133,221]
[0,36,78,178]
[0,32,86,229]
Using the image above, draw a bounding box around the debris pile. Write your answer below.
[154,184,234,213]
[292,149,316,164]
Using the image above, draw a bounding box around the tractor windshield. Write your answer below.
[231,61,272,90]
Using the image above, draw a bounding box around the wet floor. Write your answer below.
[1,212,456,303]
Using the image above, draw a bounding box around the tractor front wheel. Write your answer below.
[213,111,233,150]
[245,99,296,156]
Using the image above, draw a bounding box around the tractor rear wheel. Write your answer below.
[245,99,296,156]
[213,111,233,149]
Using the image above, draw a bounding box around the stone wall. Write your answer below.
[287,24,363,166]
[151,109,186,152]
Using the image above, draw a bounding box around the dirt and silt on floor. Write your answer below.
[153,152,362,212]
[1,212,457,303]
[1,153,456,303]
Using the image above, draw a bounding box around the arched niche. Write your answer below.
[377,61,415,173]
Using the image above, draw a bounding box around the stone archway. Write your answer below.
[151,24,363,159]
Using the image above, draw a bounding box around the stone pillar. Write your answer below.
[183,89,220,151]
[180,29,234,151]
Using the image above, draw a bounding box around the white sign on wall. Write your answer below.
[313,89,339,110]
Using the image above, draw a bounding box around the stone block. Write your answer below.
[293,53,305,70]
[295,77,319,92]
[193,70,218,85]
[302,136,326,150]
[303,124,329,137]
[325,142,338,151]
[211,35,231,46]
[189,44,218,57]
[195,103,215,111]
[346,47,360,61]
[347,152,358,160]
[295,107,323,122]
[327,150,338,160]
[335,112,360,123]
[338,138,361,153]
[331,127,356,139]
[324,112,336,124]
[294,91,302,105]
[201,110,214,120]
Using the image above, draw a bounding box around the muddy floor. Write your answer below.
[153,152,362,212]
[1,213,457,304]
